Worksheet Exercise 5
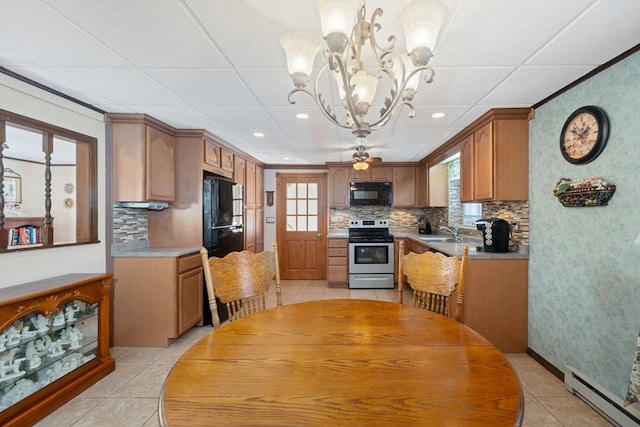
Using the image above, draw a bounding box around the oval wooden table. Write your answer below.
[159,299,523,426]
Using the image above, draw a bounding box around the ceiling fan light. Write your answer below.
[399,0,448,61]
[353,161,369,170]
[279,32,322,87]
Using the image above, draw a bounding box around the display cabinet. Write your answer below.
[0,274,114,426]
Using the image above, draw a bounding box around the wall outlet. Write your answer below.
[510,222,520,231]
[266,217,275,223]
[330,216,340,223]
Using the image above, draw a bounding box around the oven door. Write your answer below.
[348,242,394,274]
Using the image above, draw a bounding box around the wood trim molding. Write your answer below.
[526,347,564,382]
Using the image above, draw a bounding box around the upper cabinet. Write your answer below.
[392,167,416,207]
[428,163,448,207]
[370,166,393,182]
[457,108,530,202]
[328,166,350,208]
[109,114,175,202]
[203,135,233,179]
[416,162,429,207]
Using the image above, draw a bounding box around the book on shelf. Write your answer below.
[7,225,42,246]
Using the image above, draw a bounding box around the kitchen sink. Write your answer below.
[417,236,457,242]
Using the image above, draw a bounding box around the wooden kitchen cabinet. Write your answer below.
[234,156,246,186]
[0,274,114,426]
[416,162,429,207]
[328,166,350,208]
[370,166,393,181]
[350,167,370,182]
[203,135,233,179]
[327,238,348,284]
[458,108,530,202]
[109,113,175,202]
[113,251,203,347]
[392,167,416,207]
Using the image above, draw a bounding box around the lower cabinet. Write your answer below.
[327,238,348,284]
[113,252,203,347]
[0,274,114,426]
[404,239,528,353]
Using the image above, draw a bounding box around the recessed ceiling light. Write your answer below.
[253,132,264,137]
[296,113,309,119]
[432,112,445,119]
[282,157,290,160]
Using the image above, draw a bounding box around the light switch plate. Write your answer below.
[266,217,275,223]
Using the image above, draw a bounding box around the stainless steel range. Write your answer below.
[348,219,394,289]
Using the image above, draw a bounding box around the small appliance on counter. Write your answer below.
[475,218,511,253]
[417,216,432,234]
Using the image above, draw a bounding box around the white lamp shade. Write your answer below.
[317,0,361,37]
[392,54,422,91]
[351,70,378,104]
[279,32,322,76]
[399,0,449,53]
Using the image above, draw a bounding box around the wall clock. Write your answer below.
[560,105,609,164]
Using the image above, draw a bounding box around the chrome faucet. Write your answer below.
[439,226,463,242]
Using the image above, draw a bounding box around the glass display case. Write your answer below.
[0,274,114,426]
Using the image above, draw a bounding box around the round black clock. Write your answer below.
[560,105,609,164]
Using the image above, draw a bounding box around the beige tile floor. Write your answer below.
[35,280,611,426]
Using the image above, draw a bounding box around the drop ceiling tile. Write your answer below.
[436,0,592,67]
[145,68,260,107]
[481,65,595,105]
[46,0,228,68]
[0,0,129,67]
[45,67,187,106]
[527,1,640,66]
[132,106,223,131]
[197,107,278,130]
[238,69,333,108]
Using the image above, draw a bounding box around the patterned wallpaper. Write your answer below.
[529,51,640,400]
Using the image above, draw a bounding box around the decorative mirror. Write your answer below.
[0,109,98,251]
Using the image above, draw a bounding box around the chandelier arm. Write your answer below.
[326,53,365,129]
[367,8,397,70]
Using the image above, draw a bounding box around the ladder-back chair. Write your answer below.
[397,240,469,322]
[200,242,282,329]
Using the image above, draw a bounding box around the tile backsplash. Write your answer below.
[112,205,148,243]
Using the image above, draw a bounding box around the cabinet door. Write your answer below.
[255,207,264,252]
[245,160,256,209]
[204,140,221,167]
[221,147,234,172]
[428,163,448,207]
[459,134,474,202]
[416,163,429,207]
[392,167,416,207]
[256,165,264,207]
[234,156,246,186]
[245,207,256,252]
[473,122,494,201]
[328,167,349,207]
[370,166,393,181]
[327,238,348,283]
[177,266,203,336]
[146,126,176,201]
[350,167,370,181]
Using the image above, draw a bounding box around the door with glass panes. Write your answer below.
[276,173,327,279]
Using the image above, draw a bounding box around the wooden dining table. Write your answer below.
[159,299,523,426]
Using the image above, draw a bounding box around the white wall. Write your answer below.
[0,73,107,289]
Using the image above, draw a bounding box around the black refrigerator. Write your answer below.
[202,174,244,325]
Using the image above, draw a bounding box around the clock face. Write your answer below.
[560,106,609,164]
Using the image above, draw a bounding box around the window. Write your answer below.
[285,183,318,231]
[446,156,483,229]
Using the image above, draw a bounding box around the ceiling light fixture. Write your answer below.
[296,113,310,119]
[432,112,445,118]
[253,132,265,137]
[280,0,448,147]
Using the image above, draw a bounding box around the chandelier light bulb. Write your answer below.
[399,0,449,64]
[279,32,322,87]
[351,70,378,105]
[317,0,361,37]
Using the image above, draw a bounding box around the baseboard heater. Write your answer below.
[564,365,640,427]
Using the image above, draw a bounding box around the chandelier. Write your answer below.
[279,0,448,149]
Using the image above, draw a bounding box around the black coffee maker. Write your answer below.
[476,218,511,252]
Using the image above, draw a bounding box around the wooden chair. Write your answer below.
[200,242,282,329]
[397,240,469,322]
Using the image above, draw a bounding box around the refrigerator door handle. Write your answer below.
[211,225,235,230]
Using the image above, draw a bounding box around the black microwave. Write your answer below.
[350,182,392,206]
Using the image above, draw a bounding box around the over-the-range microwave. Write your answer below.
[349,182,392,206]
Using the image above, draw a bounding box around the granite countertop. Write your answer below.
[112,242,202,258]
[327,228,529,260]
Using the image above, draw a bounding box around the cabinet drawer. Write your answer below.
[328,257,348,266]
[328,239,348,248]
[178,252,202,273]
[328,266,348,282]
[328,248,348,257]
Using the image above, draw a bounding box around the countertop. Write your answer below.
[111,242,202,258]
[327,228,529,260]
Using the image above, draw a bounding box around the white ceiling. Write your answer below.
[1,0,638,165]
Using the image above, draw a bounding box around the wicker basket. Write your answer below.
[556,185,616,207]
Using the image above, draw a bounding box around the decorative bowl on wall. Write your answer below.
[553,177,616,207]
